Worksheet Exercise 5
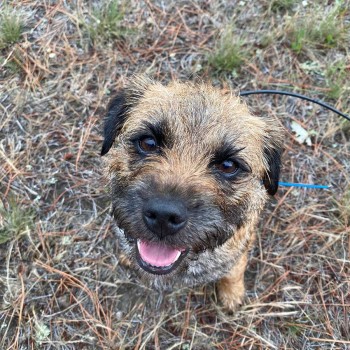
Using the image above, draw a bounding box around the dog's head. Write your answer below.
[101,77,283,278]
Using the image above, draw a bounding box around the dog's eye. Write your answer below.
[138,136,158,153]
[216,159,239,175]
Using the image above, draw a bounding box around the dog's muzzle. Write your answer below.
[133,196,189,275]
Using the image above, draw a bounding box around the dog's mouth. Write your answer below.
[135,240,189,275]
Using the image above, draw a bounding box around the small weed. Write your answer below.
[208,29,248,75]
[0,5,24,49]
[81,1,127,45]
[270,0,296,13]
[325,60,348,100]
[286,324,303,337]
[290,28,305,54]
[259,33,274,48]
[0,56,22,75]
[0,200,34,244]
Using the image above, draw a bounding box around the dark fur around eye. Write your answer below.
[129,120,173,149]
[210,143,251,179]
[212,143,245,164]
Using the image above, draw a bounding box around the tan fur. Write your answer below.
[217,252,248,311]
[216,221,257,310]
[102,76,283,311]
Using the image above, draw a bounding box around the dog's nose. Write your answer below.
[142,197,188,238]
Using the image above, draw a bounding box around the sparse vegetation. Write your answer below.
[288,2,348,53]
[0,200,34,244]
[269,0,296,13]
[325,60,349,100]
[0,55,22,76]
[0,5,24,49]
[0,1,349,349]
[80,0,126,44]
[208,28,248,76]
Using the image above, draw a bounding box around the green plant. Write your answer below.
[288,2,347,53]
[0,5,23,49]
[0,55,21,74]
[270,0,296,13]
[325,60,348,100]
[290,28,305,54]
[81,0,126,44]
[208,30,248,75]
[0,200,34,244]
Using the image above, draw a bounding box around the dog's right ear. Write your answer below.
[101,91,128,156]
[101,76,155,156]
[262,145,282,196]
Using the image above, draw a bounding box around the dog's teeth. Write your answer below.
[144,261,174,268]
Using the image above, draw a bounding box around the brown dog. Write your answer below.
[101,76,283,311]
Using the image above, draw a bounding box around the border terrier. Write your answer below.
[101,76,283,311]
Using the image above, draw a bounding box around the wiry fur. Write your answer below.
[101,76,283,310]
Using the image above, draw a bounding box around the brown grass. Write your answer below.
[0,0,349,349]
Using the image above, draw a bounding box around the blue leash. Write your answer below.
[278,182,330,189]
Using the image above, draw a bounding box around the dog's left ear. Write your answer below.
[262,145,282,196]
[101,91,128,156]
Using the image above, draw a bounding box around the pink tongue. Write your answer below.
[138,241,181,267]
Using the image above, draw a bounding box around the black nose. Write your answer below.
[142,197,188,238]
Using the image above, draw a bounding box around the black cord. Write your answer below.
[239,90,350,122]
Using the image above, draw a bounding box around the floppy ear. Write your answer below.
[101,91,128,156]
[262,145,282,196]
[101,76,155,156]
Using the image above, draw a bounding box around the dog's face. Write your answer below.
[101,77,282,284]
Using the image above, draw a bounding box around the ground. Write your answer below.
[0,1,349,349]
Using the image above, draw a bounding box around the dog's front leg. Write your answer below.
[217,252,248,311]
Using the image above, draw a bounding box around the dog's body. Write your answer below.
[101,77,283,310]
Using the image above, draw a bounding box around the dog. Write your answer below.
[100,76,283,311]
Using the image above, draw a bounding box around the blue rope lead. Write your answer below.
[278,182,330,189]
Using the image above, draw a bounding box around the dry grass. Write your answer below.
[0,0,349,349]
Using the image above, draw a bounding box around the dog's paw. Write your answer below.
[217,279,245,312]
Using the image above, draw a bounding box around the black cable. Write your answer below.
[239,90,350,122]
